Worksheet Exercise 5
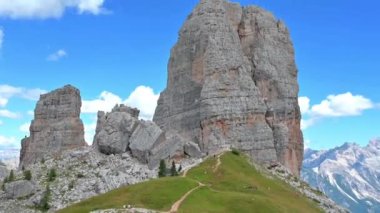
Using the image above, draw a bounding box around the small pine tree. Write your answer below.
[8,170,14,182]
[178,165,182,172]
[24,170,32,181]
[48,168,56,182]
[171,161,178,176]
[158,160,166,177]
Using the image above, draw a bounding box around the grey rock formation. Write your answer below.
[0,147,157,212]
[129,121,166,168]
[20,85,87,168]
[147,130,187,168]
[153,0,303,176]
[4,180,35,199]
[94,105,140,154]
[184,141,202,158]
[94,106,186,169]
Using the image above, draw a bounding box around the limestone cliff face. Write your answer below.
[20,85,87,167]
[154,0,303,176]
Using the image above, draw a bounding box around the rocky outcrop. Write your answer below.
[153,0,303,176]
[4,180,35,199]
[184,141,202,158]
[129,121,166,166]
[0,147,159,212]
[94,105,140,154]
[94,105,191,169]
[20,85,87,168]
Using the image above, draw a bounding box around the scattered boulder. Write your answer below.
[184,141,202,158]
[94,105,140,154]
[94,107,191,169]
[4,180,35,199]
[153,0,303,176]
[147,131,187,168]
[129,121,166,167]
[20,85,87,168]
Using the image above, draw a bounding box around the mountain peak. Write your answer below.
[302,140,380,212]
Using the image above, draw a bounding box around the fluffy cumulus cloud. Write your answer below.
[82,86,160,143]
[0,0,108,19]
[82,91,122,113]
[124,86,160,120]
[47,49,67,61]
[82,85,159,120]
[299,92,375,130]
[0,28,3,49]
[310,93,373,117]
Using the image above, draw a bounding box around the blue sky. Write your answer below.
[0,0,379,151]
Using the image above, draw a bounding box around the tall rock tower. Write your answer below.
[20,85,87,167]
[154,0,303,176]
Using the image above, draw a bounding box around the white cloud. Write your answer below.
[299,92,375,130]
[0,28,3,49]
[0,84,46,108]
[82,85,160,120]
[47,49,67,61]
[125,86,160,120]
[21,88,47,100]
[0,109,20,119]
[0,97,7,107]
[78,0,107,15]
[82,91,122,113]
[310,93,373,117]
[0,0,108,19]
[81,85,160,142]
[0,135,17,147]
[19,123,30,134]
[298,96,310,114]
[84,121,96,145]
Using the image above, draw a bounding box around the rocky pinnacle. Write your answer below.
[20,85,87,167]
[153,0,303,176]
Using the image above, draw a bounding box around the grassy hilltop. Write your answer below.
[59,152,321,213]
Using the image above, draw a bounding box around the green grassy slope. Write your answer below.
[59,152,322,213]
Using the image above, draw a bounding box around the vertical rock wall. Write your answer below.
[20,85,86,167]
[154,0,303,176]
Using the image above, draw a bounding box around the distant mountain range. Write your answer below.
[302,139,380,213]
[0,149,19,170]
